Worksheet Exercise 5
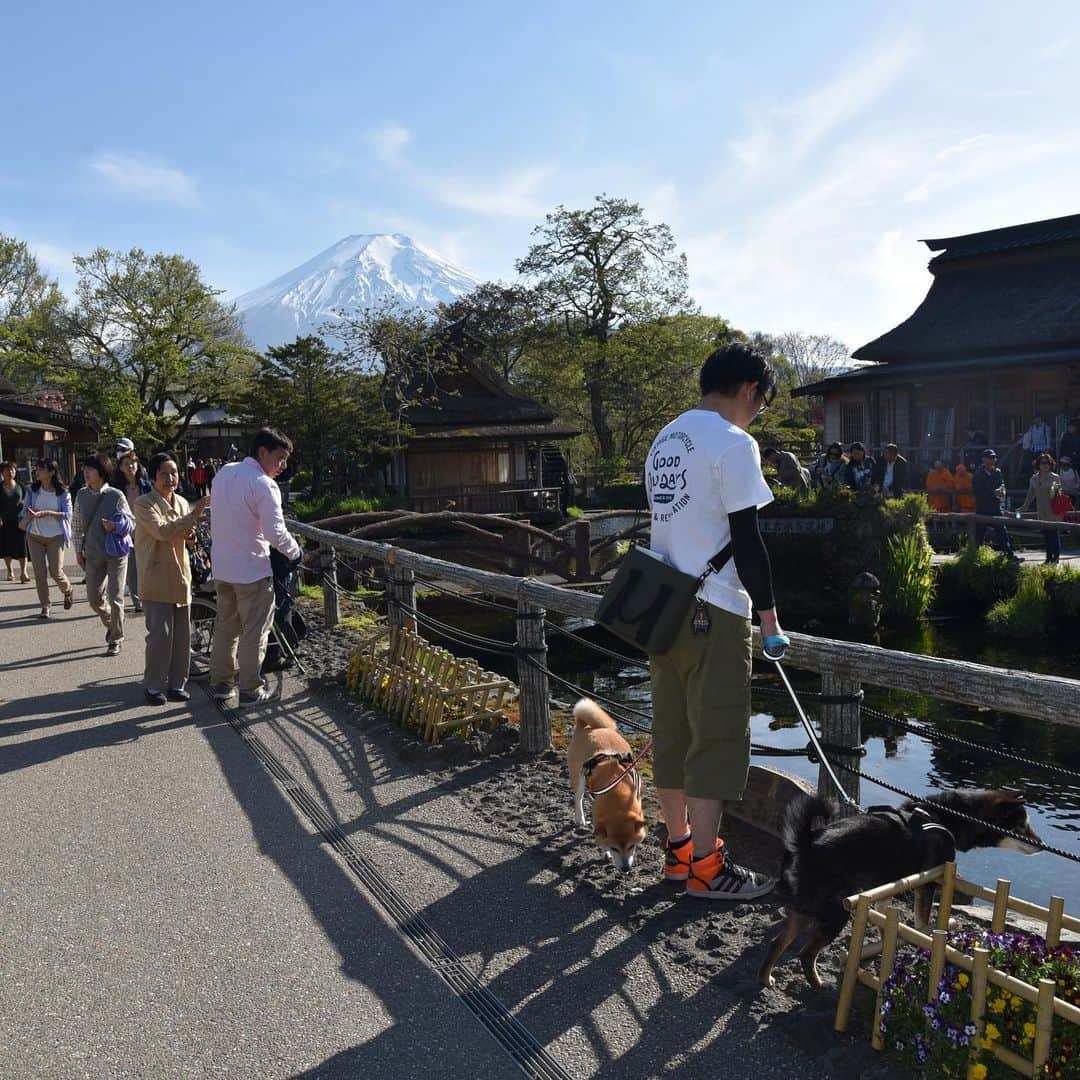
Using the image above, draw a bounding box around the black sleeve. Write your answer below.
[728,505,776,612]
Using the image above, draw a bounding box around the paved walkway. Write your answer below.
[1,564,836,1080]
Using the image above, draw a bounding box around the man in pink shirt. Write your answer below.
[209,428,301,707]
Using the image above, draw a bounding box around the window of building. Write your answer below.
[841,402,864,445]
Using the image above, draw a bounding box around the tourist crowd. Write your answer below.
[764,417,1080,564]
[4,428,301,706]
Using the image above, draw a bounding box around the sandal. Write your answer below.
[20,572,30,583]
[63,590,74,610]
[5,570,11,582]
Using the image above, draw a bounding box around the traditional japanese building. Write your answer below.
[796,212,1080,478]
[0,380,100,481]
[389,347,579,512]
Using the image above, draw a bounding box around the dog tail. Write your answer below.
[781,794,836,857]
[573,698,616,731]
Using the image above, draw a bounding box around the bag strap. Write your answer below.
[693,541,732,593]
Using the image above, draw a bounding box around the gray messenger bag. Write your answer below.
[595,543,731,656]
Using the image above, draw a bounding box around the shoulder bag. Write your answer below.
[595,541,731,656]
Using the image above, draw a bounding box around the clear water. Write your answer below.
[423,596,1080,914]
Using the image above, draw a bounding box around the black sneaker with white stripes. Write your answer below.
[687,850,775,901]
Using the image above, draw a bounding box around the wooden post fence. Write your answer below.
[574,519,591,581]
[320,542,340,629]
[516,594,551,753]
[387,563,416,632]
[819,672,862,813]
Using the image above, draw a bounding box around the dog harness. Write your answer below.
[581,739,652,799]
[866,805,957,860]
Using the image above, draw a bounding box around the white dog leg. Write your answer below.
[573,773,588,827]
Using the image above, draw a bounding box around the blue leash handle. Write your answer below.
[762,633,790,661]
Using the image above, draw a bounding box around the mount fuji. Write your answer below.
[234,233,478,352]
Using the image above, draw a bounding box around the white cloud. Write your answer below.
[89,152,199,207]
[728,28,921,172]
[366,125,412,165]
[431,165,556,219]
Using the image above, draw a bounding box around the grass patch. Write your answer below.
[335,610,383,635]
[987,567,1053,638]
[934,541,1022,615]
[291,492,400,522]
[298,582,323,601]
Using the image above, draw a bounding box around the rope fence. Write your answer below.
[288,518,1080,866]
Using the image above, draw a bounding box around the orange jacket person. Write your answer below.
[953,464,975,513]
[925,460,955,512]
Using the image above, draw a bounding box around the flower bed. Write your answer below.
[879,929,1079,1077]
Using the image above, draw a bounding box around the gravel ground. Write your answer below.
[291,602,912,1079]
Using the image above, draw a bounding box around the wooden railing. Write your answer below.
[288,519,1080,803]
[928,511,1080,542]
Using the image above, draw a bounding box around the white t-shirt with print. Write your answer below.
[645,409,773,618]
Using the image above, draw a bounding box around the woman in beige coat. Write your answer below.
[1020,452,1064,565]
[134,452,210,705]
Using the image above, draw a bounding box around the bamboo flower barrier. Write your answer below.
[345,625,517,743]
[834,861,1080,1077]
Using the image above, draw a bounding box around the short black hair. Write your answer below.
[147,451,177,481]
[0,459,16,470]
[81,453,111,479]
[762,446,779,459]
[698,342,777,404]
[250,427,293,458]
[848,441,865,452]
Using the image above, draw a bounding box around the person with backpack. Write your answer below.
[644,342,784,902]
[73,454,134,656]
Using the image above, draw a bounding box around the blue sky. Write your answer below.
[5,0,1080,349]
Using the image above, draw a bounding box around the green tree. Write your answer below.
[0,235,67,388]
[437,281,549,381]
[518,313,735,476]
[59,248,258,445]
[516,195,692,465]
[331,297,458,448]
[243,336,395,493]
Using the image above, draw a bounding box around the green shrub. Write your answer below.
[880,524,935,623]
[564,505,585,519]
[934,542,1022,615]
[987,568,1053,638]
[1042,563,1080,622]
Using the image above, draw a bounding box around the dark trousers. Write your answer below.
[1044,529,1061,563]
[975,522,1015,556]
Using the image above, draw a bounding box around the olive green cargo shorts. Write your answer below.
[649,602,752,801]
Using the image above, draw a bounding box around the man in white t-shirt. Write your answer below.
[646,342,786,901]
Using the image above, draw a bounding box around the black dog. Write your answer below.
[758,789,1042,989]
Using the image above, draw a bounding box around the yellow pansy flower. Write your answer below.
[985,1023,1001,1041]
[970,1065,988,1080]
[957,973,969,988]
[1024,1022,1036,1039]
[989,996,1007,1013]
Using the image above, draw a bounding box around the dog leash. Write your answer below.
[583,738,653,798]
[763,635,862,812]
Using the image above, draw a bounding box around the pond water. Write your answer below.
[422,595,1080,914]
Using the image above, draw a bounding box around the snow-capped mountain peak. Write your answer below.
[235,233,477,351]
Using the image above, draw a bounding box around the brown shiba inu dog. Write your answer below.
[568,699,648,872]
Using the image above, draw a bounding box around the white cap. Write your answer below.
[116,437,135,453]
